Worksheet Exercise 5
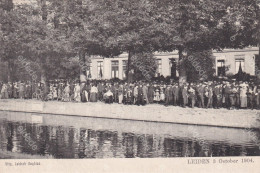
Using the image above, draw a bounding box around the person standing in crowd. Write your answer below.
[53,84,58,100]
[142,83,149,105]
[124,84,132,105]
[122,83,127,104]
[90,83,98,102]
[206,84,213,109]
[182,83,188,108]
[80,82,87,102]
[0,82,2,97]
[69,82,75,101]
[137,83,145,106]
[74,82,81,102]
[154,84,160,103]
[63,83,71,102]
[86,82,91,101]
[7,83,12,98]
[235,83,240,109]
[197,83,204,108]
[240,82,248,109]
[159,85,165,104]
[97,82,104,101]
[247,85,254,109]
[111,83,116,103]
[213,83,220,108]
[25,83,31,99]
[188,84,196,108]
[229,83,237,110]
[224,82,232,109]
[43,83,50,101]
[1,84,9,99]
[118,83,124,104]
[18,81,25,99]
[133,84,138,104]
[114,82,119,103]
[57,83,63,101]
[13,82,18,99]
[148,83,154,104]
[172,83,179,106]
[256,84,260,109]
[165,85,171,106]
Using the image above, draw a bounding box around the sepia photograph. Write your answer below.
[0,0,260,172]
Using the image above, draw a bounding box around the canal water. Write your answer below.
[0,111,259,159]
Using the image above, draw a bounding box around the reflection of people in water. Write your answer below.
[6,123,14,152]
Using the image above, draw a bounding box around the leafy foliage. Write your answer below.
[0,0,259,83]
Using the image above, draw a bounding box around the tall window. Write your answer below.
[97,61,103,78]
[122,60,128,79]
[156,59,162,77]
[111,60,119,78]
[235,59,245,73]
[217,60,225,76]
[86,62,92,78]
[169,58,176,78]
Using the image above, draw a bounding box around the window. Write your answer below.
[169,58,176,77]
[156,59,162,77]
[86,62,92,78]
[111,60,119,78]
[122,60,128,79]
[97,61,103,78]
[235,59,245,73]
[217,60,225,76]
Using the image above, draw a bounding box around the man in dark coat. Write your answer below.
[197,83,205,108]
[224,82,231,108]
[97,82,104,101]
[172,83,179,106]
[136,84,144,106]
[213,84,222,108]
[142,84,149,104]
[148,84,154,104]
[165,85,171,106]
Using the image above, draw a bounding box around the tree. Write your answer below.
[130,52,157,81]
[0,0,27,82]
[82,0,255,83]
[184,50,215,82]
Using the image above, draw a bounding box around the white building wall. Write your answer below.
[88,47,259,80]
[103,58,111,79]
[213,48,258,76]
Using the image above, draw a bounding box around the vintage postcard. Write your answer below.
[0,0,260,172]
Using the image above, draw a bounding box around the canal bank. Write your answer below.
[0,99,259,129]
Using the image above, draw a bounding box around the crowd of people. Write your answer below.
[0,80,260,110]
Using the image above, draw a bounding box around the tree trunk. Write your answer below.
[40,0,47,94]
[126,50,132,83]
[7,59,16,83]
[4,0,14,82]
[79,49,87,83]
[178,48,187,85]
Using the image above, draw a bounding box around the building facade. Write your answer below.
[86,47,259,80]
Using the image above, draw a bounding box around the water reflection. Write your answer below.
[0,111,259,159]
